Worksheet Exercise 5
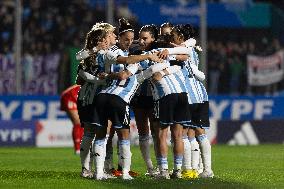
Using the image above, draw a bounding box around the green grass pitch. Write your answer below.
[0,145,283,189]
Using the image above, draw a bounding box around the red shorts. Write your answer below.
[60,85,80,111]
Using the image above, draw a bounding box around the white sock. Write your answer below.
[197,134,212,172]
[93,138,106,175]
[139,135,153,171]
[80,136,93,170]
[182,136,192,170]
[189,137,200,170]
[105,134,109,141]
[104,144,114,171]
[119,140,132,174]
[198,152,204,172]
[174,155,183,170]
[157,157,168,171]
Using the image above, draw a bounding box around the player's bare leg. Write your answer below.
[134,108,154,176]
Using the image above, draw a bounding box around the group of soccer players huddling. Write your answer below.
[75,18,214,180]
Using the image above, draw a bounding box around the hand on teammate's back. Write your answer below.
[97,72,108,79]
[152,72,163,81]
[157,49,169,60]
[149,53,163,63]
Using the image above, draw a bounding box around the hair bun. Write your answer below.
[118,18,134,35]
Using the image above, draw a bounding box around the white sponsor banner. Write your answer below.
[35,118,217,147]
[36,120,73,147]
[247,50,284,86]
[114,118,217,145]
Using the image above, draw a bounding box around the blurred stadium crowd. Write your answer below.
[0,0,283,95]
[207,38,283,95]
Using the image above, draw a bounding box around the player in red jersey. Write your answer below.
[60,84,83,155]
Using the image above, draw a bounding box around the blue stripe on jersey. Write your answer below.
[199,81,208,101]
[173,70,187,93]
[101,75,140,103]
[182,70,192,95]
[96,53,105,72]
[187,80,198,103]
[164,76,176,93]
[192,49,199,66]
[193,77,203,102]
[171,69,188,93]
[168,75,180,93]
[191,49,206,102]
[136,60,152,96]
[151,70,188,100]
[150,81,164,100]
[182,58,201,103]
[108,80,120,93]
[111,64,125,72]
[118,77,135,98]
[156,82,165,99]
[187,64,194,78]
[139,60,151,70]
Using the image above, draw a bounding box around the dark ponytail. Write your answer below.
[173,24,195,41]
[118,18,134,36]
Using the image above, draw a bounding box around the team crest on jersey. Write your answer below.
[110,45,119,52]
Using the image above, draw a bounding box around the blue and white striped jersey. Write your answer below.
[181,59,203,104]
[133,49,181,97]
[189,47,208,102]
[150,65,188,101]
[100,45,145,104]
[100,64,141,104]
[199,81,208,101]
[105,45,129,73]
[133,53,153,97]
[181,47,208,104]
[186,76,204,104]
[100,75,141,104]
